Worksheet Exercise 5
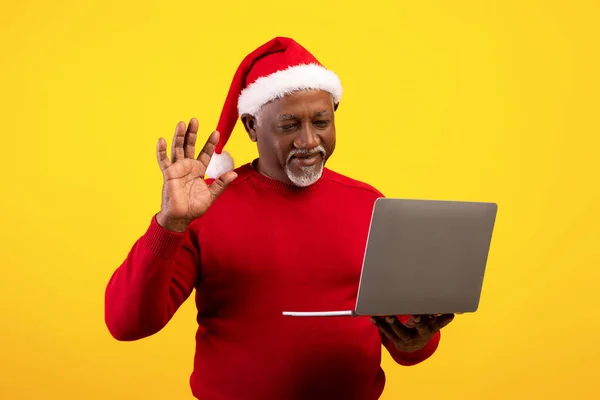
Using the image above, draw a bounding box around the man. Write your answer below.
[105,37,454,400]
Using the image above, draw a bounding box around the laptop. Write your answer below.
[282,198,498,317]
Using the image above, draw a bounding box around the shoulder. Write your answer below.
[324,168,385,198]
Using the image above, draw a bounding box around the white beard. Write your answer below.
[286,163,324,187]
[285,145,326,187]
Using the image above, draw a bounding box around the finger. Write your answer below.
[404,315,423,328]
[156,137,171,171]
[370,317,396,341]
[384,316,414,341]
[197,131,220,168]
[183,118,199,159]
[430,314,455,333]
[208,170,238,201]
[413,315,434,336]
[171,121,186,163]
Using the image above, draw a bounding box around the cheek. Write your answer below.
[323,130,336,153]
[258,135,291,165]
[274,137,294,157]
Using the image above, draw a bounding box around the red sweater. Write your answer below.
[105,163,440,400]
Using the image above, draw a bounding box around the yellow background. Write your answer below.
[1,0,598,399]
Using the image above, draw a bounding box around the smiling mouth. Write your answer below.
[288,149,325,160]
[293,154,318,159]
[289,152,322,167]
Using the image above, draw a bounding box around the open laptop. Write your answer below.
[282,198,498,317]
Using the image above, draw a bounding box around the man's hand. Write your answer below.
[155,118,237,232]
[371,314,455,352]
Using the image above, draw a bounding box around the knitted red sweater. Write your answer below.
[105,163,440,400]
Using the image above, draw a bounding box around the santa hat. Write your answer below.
[205,36,343,179]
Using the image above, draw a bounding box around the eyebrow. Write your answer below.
[277,110,330,121]
[277,114,298,121]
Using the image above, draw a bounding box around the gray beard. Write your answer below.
[285,145,326,187]
[286,163,324,187]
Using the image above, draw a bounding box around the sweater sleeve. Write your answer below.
[380,315,441,366]
[104,214,200,341]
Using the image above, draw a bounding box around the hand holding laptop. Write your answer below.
[371,314,455,352]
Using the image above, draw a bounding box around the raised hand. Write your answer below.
[155,118,237,232]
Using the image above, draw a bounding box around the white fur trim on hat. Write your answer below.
[206,151,234,179]
[237,63,343,116]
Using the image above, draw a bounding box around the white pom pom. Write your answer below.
[206,151,235,179]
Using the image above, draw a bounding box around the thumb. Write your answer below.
[208,171,238,200]
[431,314,455,333]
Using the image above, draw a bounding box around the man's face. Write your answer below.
[242,89,337,187]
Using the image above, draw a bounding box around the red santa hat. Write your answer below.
[205,36,343,179]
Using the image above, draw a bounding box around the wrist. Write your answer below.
[156,211,191,232]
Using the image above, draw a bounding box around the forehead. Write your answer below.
[260,89,334,117]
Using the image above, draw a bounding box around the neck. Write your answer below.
[252,159,294,186]
[249,159,326,191]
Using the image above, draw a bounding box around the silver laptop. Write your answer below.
[283,198,498,317]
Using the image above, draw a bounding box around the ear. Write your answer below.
[334,102,339,112]
[241,114,258,142]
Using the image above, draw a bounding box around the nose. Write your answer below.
[293,124,320,149]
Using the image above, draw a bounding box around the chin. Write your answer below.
[286,163,324,187]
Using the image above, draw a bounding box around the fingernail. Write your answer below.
[386,317,395,323]
[413,316,421,323]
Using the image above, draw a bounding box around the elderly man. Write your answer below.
[105,36,454,400]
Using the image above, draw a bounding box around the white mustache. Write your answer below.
[287,145,326,163]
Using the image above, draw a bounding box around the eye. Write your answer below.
[314,120,330,128]
[280,123,298,132]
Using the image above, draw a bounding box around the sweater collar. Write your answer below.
[244,159,329,192]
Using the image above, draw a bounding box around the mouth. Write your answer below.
[292,153,319,160]
[289,152,322,167]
